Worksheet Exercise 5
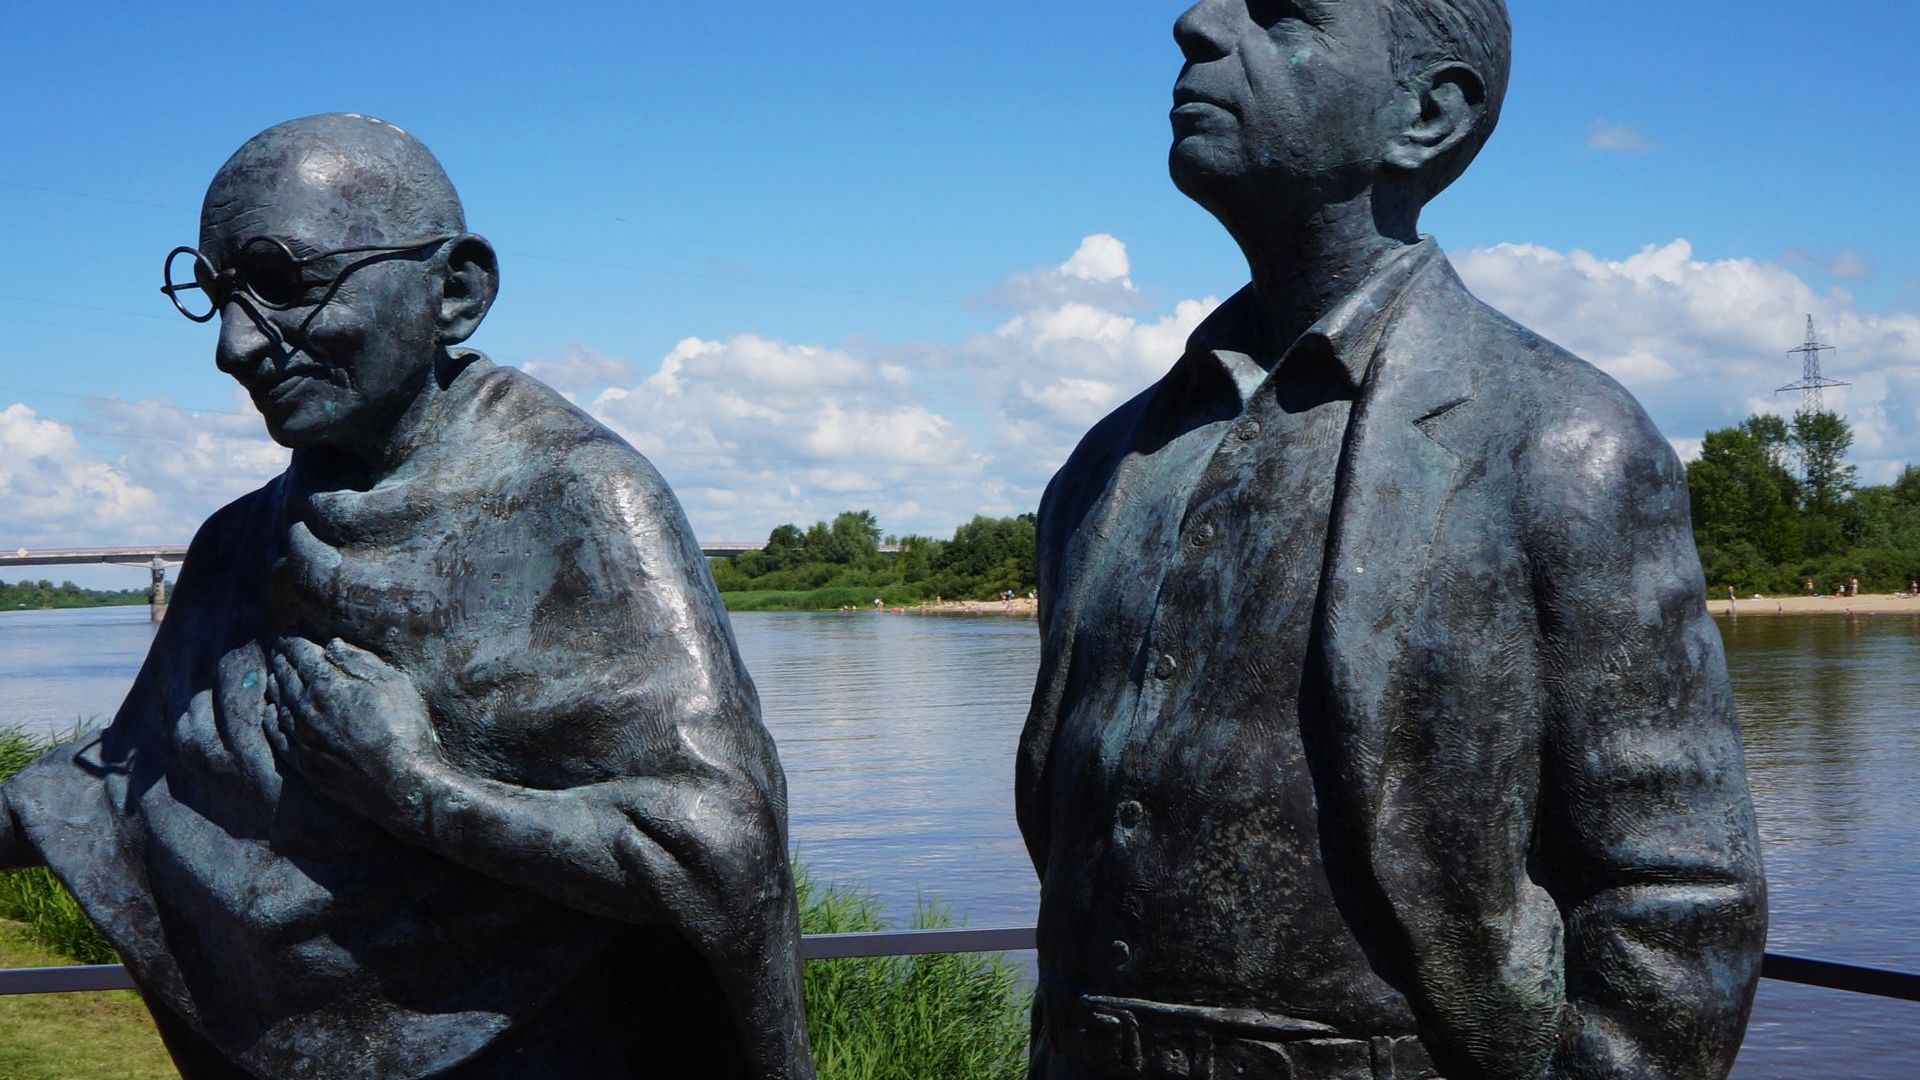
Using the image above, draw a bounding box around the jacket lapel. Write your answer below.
[1315,256,1477,840]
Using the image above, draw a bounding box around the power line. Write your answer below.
[0,311,200,346]
[0,293,181,324]
[1773,314,1849,414]
[0,179,188,212]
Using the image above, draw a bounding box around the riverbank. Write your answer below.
[894,598,1036,617]
[1708,594,1920,617]
[723,589,1037,615]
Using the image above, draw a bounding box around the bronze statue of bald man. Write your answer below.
[0,114,813,1080]
[1018,3,1766,1078]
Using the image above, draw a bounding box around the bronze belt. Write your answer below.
[1050,994,1438,1080]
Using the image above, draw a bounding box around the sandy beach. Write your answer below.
[883,598,1038,617]
[1707,594,1920,617]
[857,595,1920,618]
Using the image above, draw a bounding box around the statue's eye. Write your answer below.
[1248,0,1311,27]
[236,239,308,307]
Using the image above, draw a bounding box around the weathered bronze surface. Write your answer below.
[0,114,812,1079]
[1016,4,1767,1078]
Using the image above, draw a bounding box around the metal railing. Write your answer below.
[4,930,1919,1004]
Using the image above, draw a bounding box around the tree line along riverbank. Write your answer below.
[0,581,147,612]
[710,511,1037,612]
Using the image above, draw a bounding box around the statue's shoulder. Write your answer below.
[454,360,700,564]
[1407,255,1675,484]
[1040,383,1157,531]
[1425,273,1686,540]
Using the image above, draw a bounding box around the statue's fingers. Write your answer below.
[262,705,297,763]
[277,635,334,681]
[269,649,306,702]
[324,638,390,682]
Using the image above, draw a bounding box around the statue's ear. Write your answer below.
[1383,62,1487,174]
[437,234,499,346]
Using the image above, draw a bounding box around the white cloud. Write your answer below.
[1061,234,1133,285]
[519,345,635,397]
[1455,239,1920,483]
[0,404,161,547]
[1587,120,1652,154]
[0,391,287,549]
[1829,248,1875,280]
[587,333,989,539]
[571,236,1222,539]
[976,232,1148,313]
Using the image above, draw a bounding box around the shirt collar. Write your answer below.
[1182,238,1436,401]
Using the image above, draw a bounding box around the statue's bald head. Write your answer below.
[196,114,500,458]
[200,113,464,252]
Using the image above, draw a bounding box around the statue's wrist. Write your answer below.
[374,755,454,844]
[400,759,475,849]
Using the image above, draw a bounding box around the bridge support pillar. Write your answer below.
[150,563,168,623]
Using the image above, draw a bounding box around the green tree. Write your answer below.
[1687,415,1801,581]
[826,510,882,565]
[1791,410,1857,515]
[763,523,807,571]
[1789,410,1856,559]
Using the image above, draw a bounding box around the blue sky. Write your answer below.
[5,2,1919,583]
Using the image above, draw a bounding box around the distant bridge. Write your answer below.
[1,546,191,569]
[2,540,900,621]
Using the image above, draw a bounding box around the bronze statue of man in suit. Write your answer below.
[0,114,812,1079]
[1016,3,1766,1078]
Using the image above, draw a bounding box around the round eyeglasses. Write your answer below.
[161,235,456,323]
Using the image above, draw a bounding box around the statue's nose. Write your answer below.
[1174,0,1234,63]
[214,300,286,380]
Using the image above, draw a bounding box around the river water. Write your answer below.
[3,605,1918,1077]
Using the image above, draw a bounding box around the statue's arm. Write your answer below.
[1531,428,1766,1079]
[268,636,782,930]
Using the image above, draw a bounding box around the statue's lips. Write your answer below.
[255,370,328,405]
[1171,100,1233,133]
[1171,87,1233,114]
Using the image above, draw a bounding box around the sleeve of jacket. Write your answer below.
[1527,396,1767,1080]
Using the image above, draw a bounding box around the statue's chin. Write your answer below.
[258,409,343,452]
[1168,146,1245,222]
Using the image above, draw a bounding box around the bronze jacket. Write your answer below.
[1018,250,1767,1079]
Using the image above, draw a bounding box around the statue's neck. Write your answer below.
[288,349,478,489]
[1227,190,1416,350]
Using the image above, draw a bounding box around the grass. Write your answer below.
[0,921,177,1080]
[2,724,1032,1078]
[721,586,930,612]
[796,869,1031,1080]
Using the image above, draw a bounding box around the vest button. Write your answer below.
[1153,653,1177,680]
[1116,800,1144,828]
